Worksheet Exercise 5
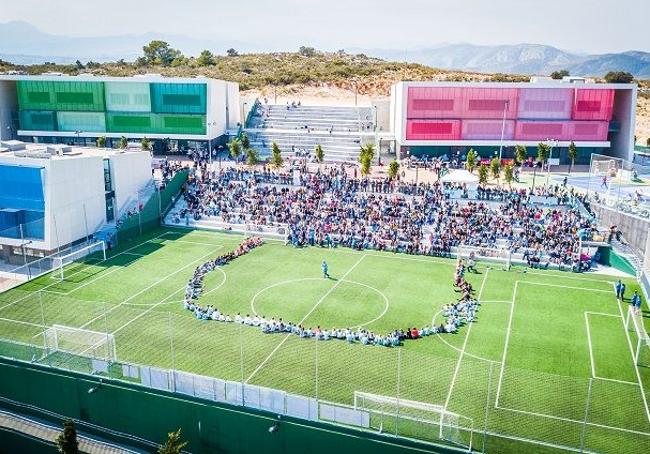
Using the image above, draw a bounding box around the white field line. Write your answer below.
[0,317,47,328]
[245,255,366,384]
[442,268,490,413]
[112,265,228,333]
[165,239,228,247]
[519,281,610,293]
[522,271,615,285]
[77,245,222,330]
[110,287,186,336]
[431,309,501,364]
[495,405,650,437]
[121,252,147,257]
[494,281,518,408]
[584,310,638,386]
[480,300,512,304]
[584,312,597,378]
[615,296,650,424]
[0,232,170,312]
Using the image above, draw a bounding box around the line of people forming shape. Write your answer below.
[182,240,480,347]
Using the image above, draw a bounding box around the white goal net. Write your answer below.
[52,241,106,281]
[625,306,650,367]
[43,324,116,362]
[456,245,512,270]
[354,391,473,451]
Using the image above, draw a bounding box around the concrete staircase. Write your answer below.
[244,104,375,163]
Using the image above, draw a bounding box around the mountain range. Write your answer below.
[1,21,649,78]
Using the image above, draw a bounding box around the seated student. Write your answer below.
[346,331,355,343]
[391,336,400,347]
[235,313,243,324]
[224,314,232,322]
[360,333,369,345]
[243,314,252,325]
[252,315,260,326]
[410,327,420,339]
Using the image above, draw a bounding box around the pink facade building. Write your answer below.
[390,79,636,163]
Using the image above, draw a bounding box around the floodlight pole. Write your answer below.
[498,101,509,162]
[545,138,558,189]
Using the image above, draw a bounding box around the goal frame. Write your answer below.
[353,391,474,451]
[53,241,106,281]
[43,324,117,362]
[456,245,512,271]
[625,306,650,367]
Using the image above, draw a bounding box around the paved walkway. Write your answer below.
[0,410,138,454]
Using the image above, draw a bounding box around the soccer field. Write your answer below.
[0,227,649,453]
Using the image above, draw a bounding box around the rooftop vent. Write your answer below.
[0,140,26,151]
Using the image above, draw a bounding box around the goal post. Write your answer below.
[456,245,512,271]
[625,306,650,367]
[353,391,473,451]
[52,241,106,281]
[42,324,116,362]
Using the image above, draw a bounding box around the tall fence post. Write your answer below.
[240,323,245,406]
[314,336,319,402]
[395,348,401,437]
[579,378,593,453]
[169,312,176,392]
[481,362,494,453]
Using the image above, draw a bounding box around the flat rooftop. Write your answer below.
[0,142,146,161]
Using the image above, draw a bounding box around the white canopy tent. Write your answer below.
[440,169,480,188]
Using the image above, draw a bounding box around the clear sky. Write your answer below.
[1,0,648,54]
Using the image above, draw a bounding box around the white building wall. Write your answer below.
[227,81,241,129]
[45,156,106,250]
[109,151,153,218]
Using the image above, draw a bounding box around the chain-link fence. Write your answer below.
[115,169,188,244]
[0,294,647,454]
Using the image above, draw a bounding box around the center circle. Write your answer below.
[250,278,389,329]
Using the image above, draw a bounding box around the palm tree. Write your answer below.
[465,149,478,173]
[228,139,242,161]
[240,132,250,150]
[245,147,259,167]
[478,164,489,185]
[56,419,79,454]
[490,157,501,181]
[118,136,128,149]
[504,164,514,187]
[271,142,283,168]
[537,142,550,165]
[314,144,324,163]
[568,141,578,173]
[388,160,400,180]
[96,136,106,148]
[515,145,527,166]
[141,136,152,151]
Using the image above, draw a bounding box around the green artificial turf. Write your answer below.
[0,226,649,453]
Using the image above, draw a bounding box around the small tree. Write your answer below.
[226,48,239,57]
[359,143,375,163]
[96,136,106,148]
[56,419,79,454]
[490,157,501,181]
[228,139,242,161]
[550,70,570,80]
[197,50,216,66]
[245,147,259,167]
[388,160,400,180]
[158,429,188,454]
[646,137,650,147]
[314,144,324,163]
[141,136,152,151]
[465,148,478,173]
[271,142,283,168]
[537,142,550,164]
[504,164,514,187]
[515,144,527,166]
[478,164,489,185]
[568,141,578,173]
[604,71,634,83]
[240,132,250,150]
[118,136,128,149]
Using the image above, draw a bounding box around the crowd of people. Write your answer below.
[176,164,595,267]
[184,237,264,304]
[181,243,481,348]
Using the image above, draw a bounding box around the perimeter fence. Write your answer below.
[0,299,647,454]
